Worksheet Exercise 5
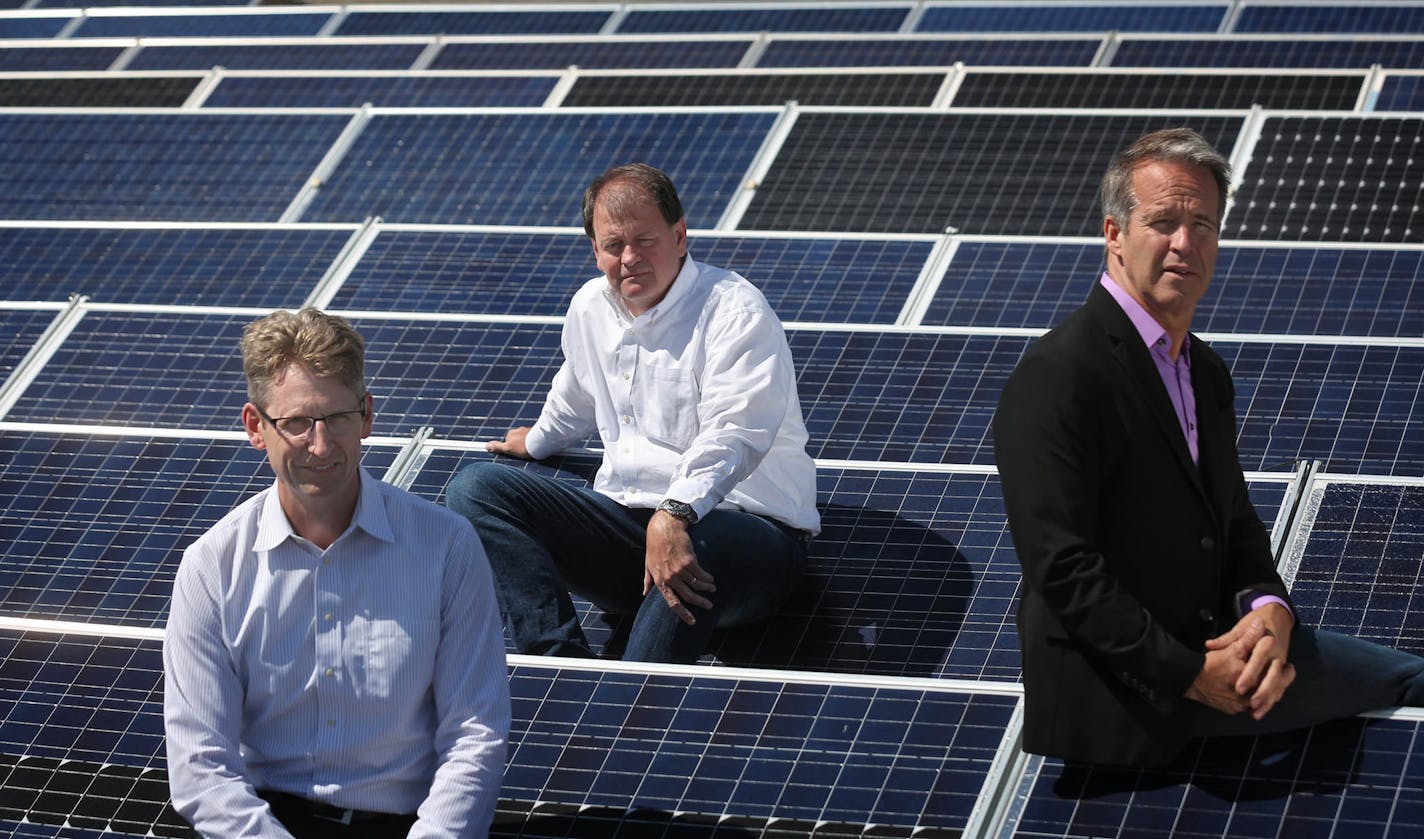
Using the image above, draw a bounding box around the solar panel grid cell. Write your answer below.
[203,74,558,108]
[1236,5,1424,33]
[916,4,1225,32]
[335,10,613,36]
[563,71,946,107]
[757,36,1102,67]
[617,6,910,33]
[1377,75,1424,111]
[430,39,753,70]
[72,13,330,39]
[0,76,198,108]
[1111,38,1424,69]
[128,42,428,72]
[949,71,1365,110]
[0,18,69,39]
[0,47,123,72]
[0,309,59,386]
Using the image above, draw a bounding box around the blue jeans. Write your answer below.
[446,461,809,664]
[1192,625,1424,738]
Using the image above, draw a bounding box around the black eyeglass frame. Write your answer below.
[252,399,368,439]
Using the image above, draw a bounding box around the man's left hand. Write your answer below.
[1205,602,1296,719]
[644,511,716,626]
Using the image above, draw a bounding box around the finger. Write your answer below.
[1251,661,1296,718]
[669,577,714,611]
[1233,635,1276,695]
[657,586,697,626]
[643,569,654,598]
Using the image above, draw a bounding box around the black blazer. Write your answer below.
[993,282,1291,767]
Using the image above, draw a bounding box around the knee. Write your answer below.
[445,461,519,518]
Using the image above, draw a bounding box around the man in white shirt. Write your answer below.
[447,163,820,664]
[164,308,510,838]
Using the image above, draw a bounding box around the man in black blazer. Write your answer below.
[994,128,1424,767]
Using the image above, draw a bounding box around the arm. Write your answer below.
[163,547,294,838]
[409,524,511,838]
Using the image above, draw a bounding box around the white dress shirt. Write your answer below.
[163,469,510,838]
[524,255,820,534]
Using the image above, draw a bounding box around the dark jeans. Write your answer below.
[446,461,809,664]
[1192,625,1424,738]
[256,790,416,839]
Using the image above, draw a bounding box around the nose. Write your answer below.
[621,243,639,266]
[305,419,333,456]
[1170,223,1195,253]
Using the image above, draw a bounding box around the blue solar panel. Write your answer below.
[1236,4,1424,33]
[0,46,121,72]
[0,17,69,39]
[0,113,349,222]
[617,6,909,32]
[0,431,402,627]
[1221,342,1424,475]
[1112,37,1424,68]
[73,13,330,38]
[34,0,247,6]
[301,112,774,227]
[758,36,1102,66]
[128,42,427,72]
[1014,716,1424,838]
[923,242,1424,337]
[0,226,354,308]
[335,10,612,36]
[0,309,57,387]
[1376,74,1424,110]
[916,3,1225,32]
[430,38,752,70]
[331,229,931,323]
[1288,482,1424,655]
[203,74,557,108]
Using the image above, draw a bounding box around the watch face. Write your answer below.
[659,500,696,523]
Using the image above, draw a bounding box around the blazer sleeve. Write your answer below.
[994,345,1204,714]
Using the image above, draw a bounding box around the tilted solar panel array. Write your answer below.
[1,2,1423,837]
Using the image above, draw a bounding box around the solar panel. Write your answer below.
[921,241,1424,337]
[128,42,427,72]
[1012,716,1424,839]
[300,111,775,227]
[563,70,946,107]
[430,38,752,70]
[0,309,57,390]
[0,112,349,222]
[916,3,1225,32]
[0,431,402,627]
[1376,74,1424,111]
[739,112,1243,235]
[757,36,1102,67]
[335,9,612,36]
[72,13,330,39]
[1287,481,1424,655]
[1236,4,1424,33]
[330,229,932,323]
[33,0,247,6]
[950,70,1366,110]
[0,76,198,108]
[0,46,122,72]
[0,225,354,307]
[1229,116,1424,243]
[1111,37,1424,68]
[203,73,557,108]
[0,17,69,39]
[616,5,909,33]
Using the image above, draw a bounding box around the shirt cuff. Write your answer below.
[1237,590,1294,623]
[523,425,555,460]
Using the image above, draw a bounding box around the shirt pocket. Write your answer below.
[357,617,438,701]
[637,366,699,450]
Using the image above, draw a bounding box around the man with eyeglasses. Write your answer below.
[163,308,510,838]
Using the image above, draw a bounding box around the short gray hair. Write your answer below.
[1100,128,1231,226]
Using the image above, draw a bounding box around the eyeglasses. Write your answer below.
[254,402,366,440]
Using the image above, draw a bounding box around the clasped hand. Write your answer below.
[1186,603,1295,719]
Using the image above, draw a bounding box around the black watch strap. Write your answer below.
[656,499,698,525]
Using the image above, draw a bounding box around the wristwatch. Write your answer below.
[656,498,699,525]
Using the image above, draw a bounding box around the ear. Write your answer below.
[360,391,374,439]
[1103,214,1125,261]
[673,218,688,256]
[241,403,267,451]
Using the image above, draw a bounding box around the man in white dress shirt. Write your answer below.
[164,308,510,838]
[446,163,820,664]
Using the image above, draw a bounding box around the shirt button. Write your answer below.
[324,667,334,677]
[621,415,631,423]
[623,373,631,381]
[322,558,330,566]
[324,613,333,622]
[1200,536,1215,550]
[327,719,336,727]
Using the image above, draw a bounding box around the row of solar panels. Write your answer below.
[3,110,1423,242]
[7,2,1424,38]
[4,66,1424,110]
[7,32,1424,71]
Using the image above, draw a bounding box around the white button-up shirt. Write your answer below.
[525,255,820,534]
[163,469,510,838]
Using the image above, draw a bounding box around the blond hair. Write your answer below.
[241,308,365,408]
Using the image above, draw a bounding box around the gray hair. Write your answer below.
[1100,128,1231,226]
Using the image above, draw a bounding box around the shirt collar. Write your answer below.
[253,468,392,551]
[1099,273,1190,360]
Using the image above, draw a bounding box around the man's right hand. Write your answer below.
[1185,617,1267,715]
[486,427,532,459]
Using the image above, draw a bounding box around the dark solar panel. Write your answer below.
[1112,37,1424,69]
[72,13,330,38]
[1229,116,1424,243]
[563,71,945,107]
[0,431,402,627]
[1289,482,1423,655]
[757,36,1102,67]
[617,6,909,33]
[0,76,198,108]
[34,0,247,6]
[917,3,1225,32]
[0,225,352,307]
[1221,341,1424,475]
[301,111,774,227]
[128,42,427,72]
[1014,716,1424,839]
[0,112,349,222]
[950,70,1365,110]
[331,229,931,323]
[0,47,122,72]
[0,308,58,385]
[922,241,1424,337]
[335,10,612,36]
[739,112,1242,235]
[429,38,752,70]
[1376,74,1424,110]
[0,17,69,39]
[1236,4,1424,33]
[202,74,556,108]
